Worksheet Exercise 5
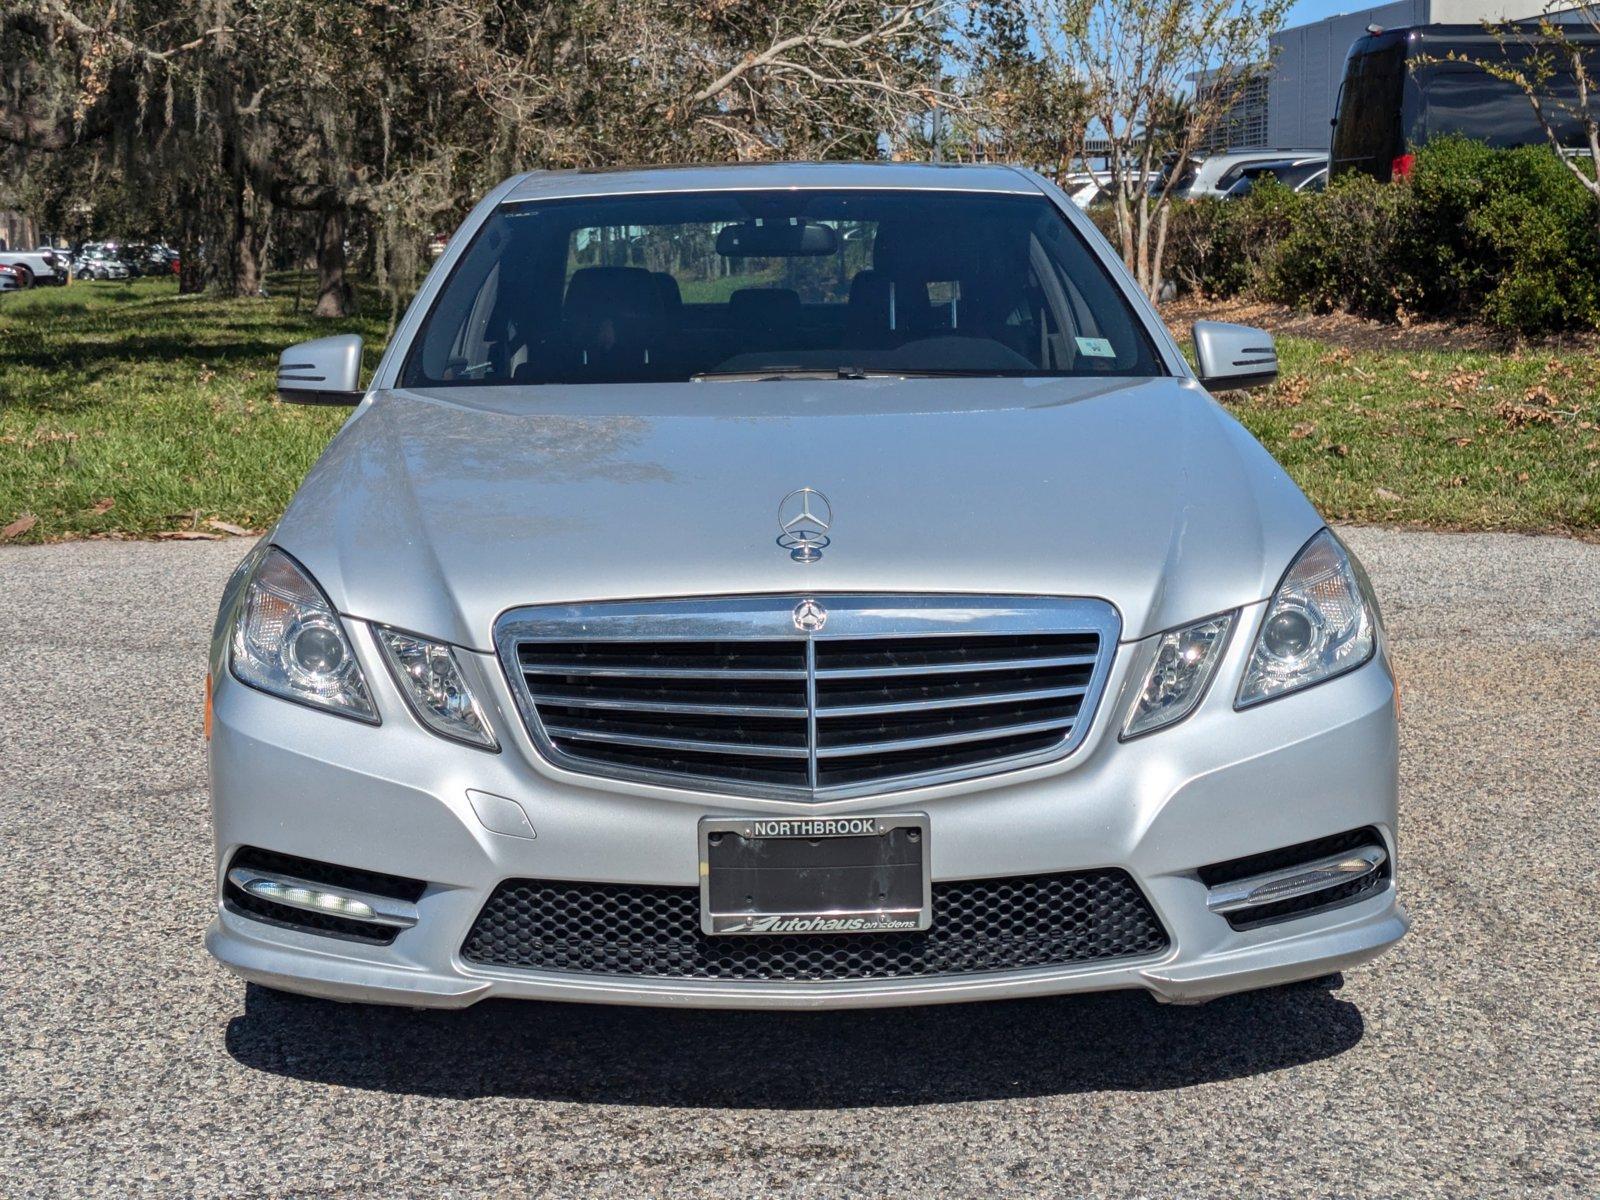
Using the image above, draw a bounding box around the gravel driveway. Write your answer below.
[2,528,1595,1197]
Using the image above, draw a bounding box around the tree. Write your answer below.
[1030,0,1289,299]
[1,0,951,315]
[1448,9,1600,248]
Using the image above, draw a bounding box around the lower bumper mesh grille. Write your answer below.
[461,869,1168,981]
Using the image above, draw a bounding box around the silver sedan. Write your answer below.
[205,162,1405,1009]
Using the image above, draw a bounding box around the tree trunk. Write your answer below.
[314,208,351,318]
[177,197,204,295]
[229,171,263,297]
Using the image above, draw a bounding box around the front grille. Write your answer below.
[1198,827,1391,931]
[462,869,1169,981]
[497,596,1118,799]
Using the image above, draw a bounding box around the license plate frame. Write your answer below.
[698,813,932,936]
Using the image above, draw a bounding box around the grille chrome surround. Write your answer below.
[495,595,1120,800]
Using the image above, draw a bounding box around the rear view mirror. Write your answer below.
[1193,321,1278,390]
[276,334,364,405]
[716,220,839,258]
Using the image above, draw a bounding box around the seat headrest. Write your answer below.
[652,272,683,312]
[729,287,801,328]
[563,266,664,326]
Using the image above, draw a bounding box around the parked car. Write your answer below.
[1331,22,1600,180]
[0,263,22,292]
[1223,157,1329,197]
[207,161,1405,1011]
[74,247,132,281]
[1060,171,1115,208]
[0,247,70,286]
[1163,148,1328,199]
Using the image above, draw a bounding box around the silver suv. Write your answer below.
[206,162,1405,1010]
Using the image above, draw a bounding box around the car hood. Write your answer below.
[274,377,1322,649]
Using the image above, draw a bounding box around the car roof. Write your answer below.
[503,161,1042,202]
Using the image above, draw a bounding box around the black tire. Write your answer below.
[14,265,33,289]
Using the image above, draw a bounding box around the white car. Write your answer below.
[0,248,69,286]
[1169,150,1328,200]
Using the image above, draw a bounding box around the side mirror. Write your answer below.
[276,334,364,405]
[1193,321,1278,391]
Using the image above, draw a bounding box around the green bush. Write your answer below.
[1167,181,1306,298]
[1262,172,1417,319]
[1161,138,1600,336]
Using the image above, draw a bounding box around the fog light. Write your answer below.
[238,875,377,921]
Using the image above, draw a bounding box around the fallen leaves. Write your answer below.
[153,530,224,541]
[88,497,115,515]
[2,513,38,540]
[1289,421,1317,440]
[1375,486,1403,502]
[1494,399,1561,428]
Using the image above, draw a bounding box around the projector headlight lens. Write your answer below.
[230,548,377,722]
[1238,529,1377,707]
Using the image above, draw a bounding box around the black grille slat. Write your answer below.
[462,869,1168,981]
[508,603,1108,799]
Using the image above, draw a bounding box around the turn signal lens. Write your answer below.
[374,626,498,750]
[1122,612,1235,739]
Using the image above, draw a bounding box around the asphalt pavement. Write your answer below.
[1,528,1596,1197]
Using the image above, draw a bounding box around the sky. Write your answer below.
[1284,0,1373,27]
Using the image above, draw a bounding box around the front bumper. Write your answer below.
[206,601,1407,1009]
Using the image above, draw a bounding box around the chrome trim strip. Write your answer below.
[818,683,1088,718]
[1205,845,1388,914]
[521,663,807,681]
[813,653,1099,679]
[530,693,808,719]
[495,594,1121,802]
[225,867,421,929]
[817,716,1076,758]
[543,726,809,758]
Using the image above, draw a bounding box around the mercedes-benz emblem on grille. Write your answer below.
[778,487,832,563]
[792,599,828,632]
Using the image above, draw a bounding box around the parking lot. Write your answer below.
[2,528,1595,1197]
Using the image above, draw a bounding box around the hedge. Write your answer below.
[1153,138,1600,337]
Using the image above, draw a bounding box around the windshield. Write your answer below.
[400,188,1163,387]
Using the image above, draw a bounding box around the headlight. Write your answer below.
[1121,612,1235,739]
[374,627,498,750]
[230,548,377,722]
[1238,529,1376,708]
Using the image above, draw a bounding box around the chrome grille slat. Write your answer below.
[815,716,1080,758]
[818,683,1089,718]
[521,663,808,680]
[496,596,1120,801]
[529,693,808,718]
[812,654,1098,679]
[542,726,810,759]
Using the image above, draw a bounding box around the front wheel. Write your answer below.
[13,265,33,288]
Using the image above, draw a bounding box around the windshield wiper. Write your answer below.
[690,365,1020,382]
[691,367,868,382]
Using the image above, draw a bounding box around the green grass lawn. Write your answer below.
[1,275,1597,541]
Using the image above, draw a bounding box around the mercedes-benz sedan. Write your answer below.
[206,162,1406,1009]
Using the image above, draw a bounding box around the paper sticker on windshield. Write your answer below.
[1075,336,1116,358]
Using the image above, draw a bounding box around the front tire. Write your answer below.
[13,265,33,289]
